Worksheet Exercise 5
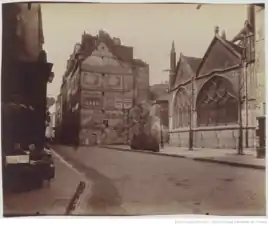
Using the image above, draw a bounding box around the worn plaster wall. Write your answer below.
[16,3,44,62]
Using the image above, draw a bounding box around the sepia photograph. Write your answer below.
[1,1,266,217]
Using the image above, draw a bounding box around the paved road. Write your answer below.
[54,145,266,216]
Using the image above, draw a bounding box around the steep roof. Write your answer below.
[171,54,201,89]
[132,58,148,67]
[150,83,169,101]
[183,55,202,73]
[196,34,242,76]
[226,40,243,55]
[80,30,134,63]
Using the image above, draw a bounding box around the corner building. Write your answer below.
[57,30,149,146]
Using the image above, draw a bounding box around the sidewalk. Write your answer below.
[102,144,266,170]
[3,150,88,216]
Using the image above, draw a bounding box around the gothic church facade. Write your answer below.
[169,8,257,149]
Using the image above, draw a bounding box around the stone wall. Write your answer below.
[170,129,189,147]
[170,126,256,149]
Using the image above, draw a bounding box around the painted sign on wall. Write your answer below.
[115,97,132,109]
[81,91,102,108]
[104,74,122,90]
[82,71,102,89]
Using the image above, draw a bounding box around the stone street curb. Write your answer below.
[101,145,187,158]
[51,149,93,215]
[102,146,265,170]
[193,157,265,170]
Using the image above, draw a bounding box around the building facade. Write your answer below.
[56,30,149,146]
[169,5,260,149]
[254,5,265,117]
[2,2,54,150]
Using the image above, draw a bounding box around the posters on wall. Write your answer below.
[82,71,102,89]
[81,91,102,108]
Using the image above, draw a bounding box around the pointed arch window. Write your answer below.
[196,76,238,126]
[172,88,190,128]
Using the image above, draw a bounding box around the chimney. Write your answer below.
[113,37,121,45]
[221,30,226,40]
[214,26,219,36]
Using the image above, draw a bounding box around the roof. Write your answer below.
[226,40,243,55]
[171,54,202,88]
[196,34,242,76]
[217,35,242,58]
[150,83,169,101]
[183,55,202,73]
[155,93,170,102]
[132,58,148,67]
[80,31,134,63]
[150,83,169,92]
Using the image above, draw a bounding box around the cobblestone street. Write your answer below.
[54,145,265,216]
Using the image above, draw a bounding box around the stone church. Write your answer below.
[169,7,257,149]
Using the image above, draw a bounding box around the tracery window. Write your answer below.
[172,88,190,129]
[196,76,238,126]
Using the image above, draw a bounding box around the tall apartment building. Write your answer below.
[56,30,149,145]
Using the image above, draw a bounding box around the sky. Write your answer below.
[42,3,247,98]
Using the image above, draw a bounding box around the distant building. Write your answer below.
[169,6,258,149]
[56,30,149,145]
[149,83,169,101]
